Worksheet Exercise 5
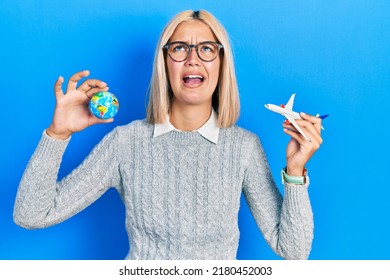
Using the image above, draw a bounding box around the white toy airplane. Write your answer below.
[265,93,329,142]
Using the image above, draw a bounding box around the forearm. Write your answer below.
[277,182,314,260]
[14,128,122,229]
[13,131,70,228]
[242,135,314,260]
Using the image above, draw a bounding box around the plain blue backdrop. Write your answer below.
[1,0,389,260]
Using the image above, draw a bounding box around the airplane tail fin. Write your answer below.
[316,114,329,130]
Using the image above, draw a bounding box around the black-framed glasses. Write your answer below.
[163,41,223,62]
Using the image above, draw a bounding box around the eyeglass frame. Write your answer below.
[163,41,224,62]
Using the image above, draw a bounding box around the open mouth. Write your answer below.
[183,74,204,85]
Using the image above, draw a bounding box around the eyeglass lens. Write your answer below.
[167,42,221,62]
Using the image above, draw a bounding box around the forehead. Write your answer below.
[169,20,217,42]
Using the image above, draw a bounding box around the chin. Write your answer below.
[175,95,210,107]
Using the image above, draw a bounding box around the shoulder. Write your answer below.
[115,119,153,134]
[221,125,266,159]
[112,119,154,142]
[220,125,261,146]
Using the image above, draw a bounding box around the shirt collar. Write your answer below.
[153,109,220,144]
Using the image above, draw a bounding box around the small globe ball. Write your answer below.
[89,91,119,119]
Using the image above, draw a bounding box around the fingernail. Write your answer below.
[301,112,306,116]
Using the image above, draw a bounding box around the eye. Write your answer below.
[201,45,212,52]
[200,43,216,53]
[171,43,187,52]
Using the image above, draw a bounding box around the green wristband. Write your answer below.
[281,168,307,185]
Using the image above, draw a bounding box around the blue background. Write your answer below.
[1,0,389,260]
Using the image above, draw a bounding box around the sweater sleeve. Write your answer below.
[13,128,122,229]
[242,136,313,260]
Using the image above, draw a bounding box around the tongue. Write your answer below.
[184,77,202,84]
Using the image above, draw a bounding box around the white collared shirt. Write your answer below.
[153,109,220,144]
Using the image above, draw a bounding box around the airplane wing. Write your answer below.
[286,115,311,142]
[285,93,295,111]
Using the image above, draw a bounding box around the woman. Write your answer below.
[14,10,322,260]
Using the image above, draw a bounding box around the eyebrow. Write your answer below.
[168,40,216,45]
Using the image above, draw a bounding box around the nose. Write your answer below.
[185,46,200,65]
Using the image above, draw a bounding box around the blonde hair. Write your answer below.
[146,10,240,127]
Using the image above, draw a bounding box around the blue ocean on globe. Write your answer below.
[89,91,119,119]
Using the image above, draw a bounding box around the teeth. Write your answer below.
[185,75,203,79]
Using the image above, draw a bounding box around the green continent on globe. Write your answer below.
[89,91,119,119]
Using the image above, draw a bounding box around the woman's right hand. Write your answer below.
[46,70,112,140]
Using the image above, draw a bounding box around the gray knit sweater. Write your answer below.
[14,120,313,259]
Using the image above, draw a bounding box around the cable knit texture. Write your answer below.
[14,120,313,259]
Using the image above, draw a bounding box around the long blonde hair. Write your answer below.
[146,10,240,128]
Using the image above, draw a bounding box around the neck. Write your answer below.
[170,103,212,131]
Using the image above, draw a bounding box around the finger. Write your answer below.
[284,126,322,155]
[67,70,90,91]
[78,79,108,97]
[54,76,64,99]
[300,112,322,133]
[282,121,316,142]
[282,122,298,133]
[283,127,308,146]
[282,121,321,147]
[85,86,109,99]
[294,119,323,144]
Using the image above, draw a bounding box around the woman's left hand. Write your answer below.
[283,113,323,176]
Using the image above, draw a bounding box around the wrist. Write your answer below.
[286,166,305,176]
[281,167,308,185]
[46,126,72,140]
